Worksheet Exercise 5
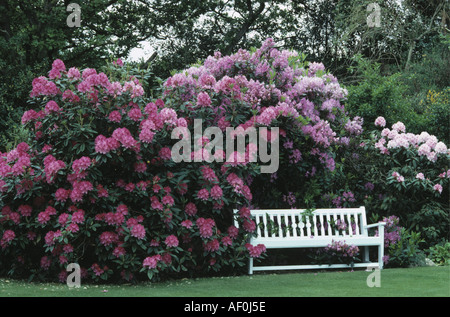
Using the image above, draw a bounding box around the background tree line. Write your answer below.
[1,0,449,151]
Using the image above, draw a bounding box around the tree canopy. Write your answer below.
[1,0,449,150]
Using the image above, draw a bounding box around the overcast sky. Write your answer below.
[126,40,154,62]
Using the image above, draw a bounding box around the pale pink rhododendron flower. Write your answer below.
[433,184,443,194]
[375,116,386,127]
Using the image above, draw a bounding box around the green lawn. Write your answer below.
[0,266,449,297]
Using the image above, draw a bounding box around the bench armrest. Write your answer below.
[364,222,386,229]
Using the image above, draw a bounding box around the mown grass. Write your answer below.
[0,266,449,297]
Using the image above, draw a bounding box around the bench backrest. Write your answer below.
[237,207,369,240]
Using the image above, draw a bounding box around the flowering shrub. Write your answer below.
[2,38,446,282]
[384,228,425,268]
[324,115,449,248]
[0,57,261,283]
[366,118,449,245]
[381,216,402,250]
[1,38,364,282]
[313,240,360,267]
[161,38,357,211]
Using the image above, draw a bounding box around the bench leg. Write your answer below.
[378,244,384,269]
[378,226,385,269]
[364,246,369,262]
[249,258,254,275]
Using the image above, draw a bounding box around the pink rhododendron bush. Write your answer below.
[162,38,355,211]
[0,60,257,283]
[0,39,359,283]
[326,115,449,252]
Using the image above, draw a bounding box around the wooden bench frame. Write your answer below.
[234,206,386,274]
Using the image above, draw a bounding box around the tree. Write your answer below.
[332,0,449,74]
[0,0,157,151]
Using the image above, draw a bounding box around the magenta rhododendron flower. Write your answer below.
[30,76,60,97]
[44,100,61,114]
[181,219,193,229]
[71,210,85,224]
[185,202,197,216]
[227,225,239,239]
[130,224,146,239]
[43,155,66,183]
[197,188,210,201]
[108,110,122,123]
[67,67,80,80]
[18,205,32,217]
[0,230,15,249]
[165,235,179,248]
[113,246,126,258]
[40,256,52,270]
[197,91,212,107]
[72,156,91,174]
[99,231,118,246]
[246,243,266,258]
[210,185,223,200]
[143,255,161,269]
[128,108,143,121]
[114,58,123,67]
[52,59,66,72]
[204,239,220,252]
[197,218,215,238]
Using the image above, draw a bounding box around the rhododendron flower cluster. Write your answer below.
[1,230,15,249]
[381,216,402,249]
[196,218,216,239]
[322,240,360,259]
[371,117,449,201]
[375,118,449,162]
[245,243,266,258]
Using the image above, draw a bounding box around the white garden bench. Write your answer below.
[234,206,386,274]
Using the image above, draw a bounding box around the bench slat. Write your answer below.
[354,211,360,236]
[290,214,297,238]
[319,214,325,237]
[277,214,282,237]
[306,216,311,237]
[299,217,304,237]
[326,213,331,236]
[262,214,268,238]
[257,214,264,238]
[346,213,353,236]
[286,213,293,238]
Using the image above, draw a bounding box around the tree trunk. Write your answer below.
[224,0,266,55]
[405,40,416,71]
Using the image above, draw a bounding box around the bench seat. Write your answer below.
[254,236,384,248]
